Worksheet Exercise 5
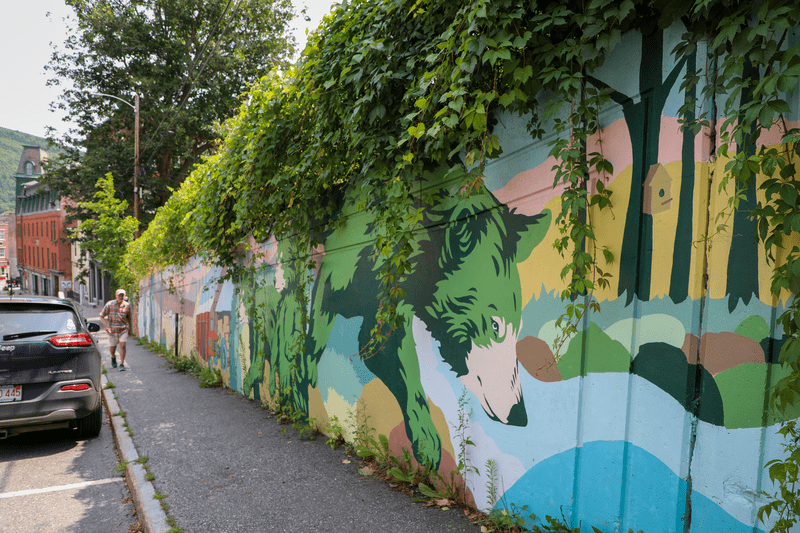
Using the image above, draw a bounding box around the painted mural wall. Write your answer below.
[137,23,800,533]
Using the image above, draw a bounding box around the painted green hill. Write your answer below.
[0,126,59,214]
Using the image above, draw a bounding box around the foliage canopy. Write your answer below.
[43,0,296,232]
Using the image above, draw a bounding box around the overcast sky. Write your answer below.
[0,0,336,139]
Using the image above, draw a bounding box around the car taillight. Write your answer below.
[61,384,91,391]
[49,333,93,347]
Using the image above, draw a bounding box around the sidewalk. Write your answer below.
[80,302,481,533]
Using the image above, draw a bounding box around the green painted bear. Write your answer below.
[267,166,551,468]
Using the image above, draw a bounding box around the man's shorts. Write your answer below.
[108,330,129,347]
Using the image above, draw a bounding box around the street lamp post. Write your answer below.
[89,92,140,234]
[134,94,140,226]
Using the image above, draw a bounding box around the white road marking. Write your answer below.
[0,477,123,499]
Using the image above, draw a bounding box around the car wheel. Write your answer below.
[77,403,103,439]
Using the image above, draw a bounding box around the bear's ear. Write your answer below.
[512,209,551,263]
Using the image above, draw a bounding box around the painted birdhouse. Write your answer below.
[643,163,673,215]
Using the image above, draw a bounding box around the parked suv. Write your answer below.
[0,296,103,439]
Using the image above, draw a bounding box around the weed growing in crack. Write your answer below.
[485,458,499,509]
[324,415,345,450]
[144,338,226,391]
[198,365,223,388]
[165,515,182,532]
[260,384,320,440]
[260,372,283,413]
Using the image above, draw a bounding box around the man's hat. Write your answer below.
[116,289,126,297]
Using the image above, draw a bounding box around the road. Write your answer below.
[0,370,140,533]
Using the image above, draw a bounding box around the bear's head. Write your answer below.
[414,187,551,426]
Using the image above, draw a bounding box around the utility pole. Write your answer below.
[134,94,140,236]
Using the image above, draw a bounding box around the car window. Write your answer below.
[0,310,80,337]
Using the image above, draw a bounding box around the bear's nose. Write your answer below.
[506,397,528,426]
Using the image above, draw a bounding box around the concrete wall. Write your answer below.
[136,25,800,533]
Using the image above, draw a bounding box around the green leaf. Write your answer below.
[759,105,776,128]
[499,92,515,107]
[408,123,426,139]
[471,107,487,131]
[514,65,533,82]
[368,104,386,124]
[418,483,444,498]
[781,184,798,208]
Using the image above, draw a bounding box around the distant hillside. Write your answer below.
[0,126,60,214]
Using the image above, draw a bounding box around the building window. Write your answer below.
[0,229,5,241]
[25,161,34,176]
[0,247,5,258]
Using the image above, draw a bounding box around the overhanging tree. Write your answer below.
[43,0,296,231]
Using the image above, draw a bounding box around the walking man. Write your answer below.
[100,288,132,371]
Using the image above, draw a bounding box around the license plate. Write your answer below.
[0,385,22,403]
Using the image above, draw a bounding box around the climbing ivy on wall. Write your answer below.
[685,3,800,530]
[122,0,800,529]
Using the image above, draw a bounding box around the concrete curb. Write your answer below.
[102,374,170,533]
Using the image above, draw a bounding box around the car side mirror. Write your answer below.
[87,322,101,333]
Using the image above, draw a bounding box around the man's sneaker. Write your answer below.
[111,358,117,368]
[119,364,126,371]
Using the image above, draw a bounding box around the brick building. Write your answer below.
[14,145,73,296]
